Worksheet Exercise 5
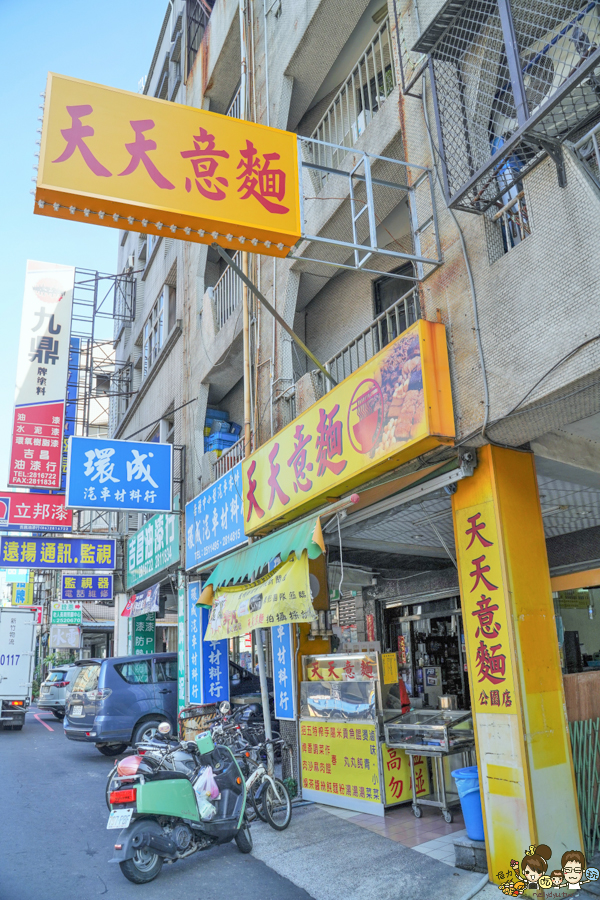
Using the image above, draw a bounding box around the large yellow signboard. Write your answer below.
[35,74,301,257]
[242,320,454,533]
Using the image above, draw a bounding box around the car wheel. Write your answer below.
[119,850,163,884]
[132,719,163,746]
[51,710,65,721]
[10,720,24,732]
[96,743,127,756]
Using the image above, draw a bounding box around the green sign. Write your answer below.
[127,513,179,589]
[132,613,155,656]
[177,570,186,713]
[51,601,83,625]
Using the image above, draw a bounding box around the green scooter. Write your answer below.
[107,723,252,883]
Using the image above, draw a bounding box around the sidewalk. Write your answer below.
[250,804,500,900]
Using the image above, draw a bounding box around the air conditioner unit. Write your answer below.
[127,254,135,270]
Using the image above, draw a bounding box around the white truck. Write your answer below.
[0,607,37,731]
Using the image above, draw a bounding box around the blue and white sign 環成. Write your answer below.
[185,462,246,571]
[272,623,296,720]
[66,436,172,512]
[188,582,229,705]
[61,574,113,600]
[0,536,115,569]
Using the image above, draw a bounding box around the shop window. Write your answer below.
[142,290,164,378]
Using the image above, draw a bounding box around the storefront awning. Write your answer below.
[198,516,324,606]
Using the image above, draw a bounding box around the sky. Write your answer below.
[0,0,168,491]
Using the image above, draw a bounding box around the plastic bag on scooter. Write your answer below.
[192,766,219,820]
[194,765,220,800]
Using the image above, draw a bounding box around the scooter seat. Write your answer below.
[145,770,191,783]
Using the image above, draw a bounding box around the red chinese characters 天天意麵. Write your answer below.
[463,511,509,696]
[244,401,351,527]
[50,105,292,214]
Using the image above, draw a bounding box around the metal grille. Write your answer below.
[310,17,397,171]
[226,86,242,119]
[325,286,420,386]
[573,118,600,185]
[214,251,242,330]
[292,138,442,281]
[424,0,600,211]
[392,0,428,94]
[213,436,245,480]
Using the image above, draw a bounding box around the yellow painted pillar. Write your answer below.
[452,445,581,883]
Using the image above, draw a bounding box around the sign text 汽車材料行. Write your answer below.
[61,574,113,601]
[188,584,230,706]
[127,513,179,589]
[0,537,115,570]
[9,261,75,490]
[185,462,246,571]
[66,436,172,513]
[36,74,301,257]
[272,623,296,720]
[241,321,454,533]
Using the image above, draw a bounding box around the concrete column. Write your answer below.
[452,445,581,882]
[113,593,129,657]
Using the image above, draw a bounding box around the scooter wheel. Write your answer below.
[119,849,163,883]
[235,821,253,854]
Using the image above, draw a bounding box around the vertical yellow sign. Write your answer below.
[381,653,399,685]
[11,583,34,605]
[454,502,517,713]
[381,744,430,805]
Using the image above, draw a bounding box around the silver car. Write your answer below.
[38,666,79,720]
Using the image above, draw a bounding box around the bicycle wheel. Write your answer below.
[263,777,292,831]
[249,779,269,822]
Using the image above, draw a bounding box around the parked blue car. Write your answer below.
[64,653,177,756]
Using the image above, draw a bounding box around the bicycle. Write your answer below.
[240,738,292,831]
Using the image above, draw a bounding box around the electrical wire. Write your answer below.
[123,397,197,440]
[337,512,344,596]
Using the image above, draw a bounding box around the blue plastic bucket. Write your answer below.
[451,766,484,841]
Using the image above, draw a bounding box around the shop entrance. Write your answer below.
[385,599,470,711]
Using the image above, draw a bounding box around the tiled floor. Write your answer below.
[318,802,466,867]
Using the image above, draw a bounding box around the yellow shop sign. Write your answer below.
[35,73,301,257]
[242,320,454,532]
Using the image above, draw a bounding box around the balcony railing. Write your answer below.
[213,436,245,481]
[325,286,420,386]
[214,251,242,330]
[573,121,600,190]
[309,16,397,172]
[227,86,242,119]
